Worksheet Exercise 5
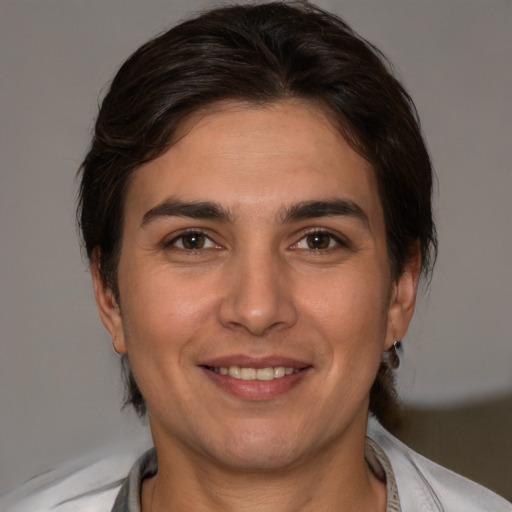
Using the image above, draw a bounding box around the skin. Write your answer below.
[93,100,420,511]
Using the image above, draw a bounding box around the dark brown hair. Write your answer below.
[78,1,437,429]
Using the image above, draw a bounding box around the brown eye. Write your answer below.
[294,231,344,251]
[181,233,206,249]
[306,233,331,250]
[169,231,217,250]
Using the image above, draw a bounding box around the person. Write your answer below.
[4,2,510,511]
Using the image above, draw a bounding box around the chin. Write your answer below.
[216,444,301,472]
[200,421,321,472]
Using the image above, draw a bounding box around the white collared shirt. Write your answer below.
[1,418,509,511]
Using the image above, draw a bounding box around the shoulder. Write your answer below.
[367,416,511,512]
[0,440,149,512]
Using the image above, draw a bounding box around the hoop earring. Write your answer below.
[387,340,402,370]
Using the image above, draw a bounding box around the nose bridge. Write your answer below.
[218,243,297,336]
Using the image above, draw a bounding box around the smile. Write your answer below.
[208,366,300,380]
[200,357,311,399]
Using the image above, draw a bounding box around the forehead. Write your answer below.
[123,100,382,227]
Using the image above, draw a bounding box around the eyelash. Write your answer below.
[164,230,219,251]
[293,229,348,253]
[163,228,349,253]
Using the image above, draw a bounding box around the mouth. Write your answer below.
[199,357,312,400]
[204,365,300,381]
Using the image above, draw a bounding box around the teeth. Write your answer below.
[240,368,256,380]
[214,366,299,380]
[228,366,240,379]
[273,366,285,378]
[257,367,274,381]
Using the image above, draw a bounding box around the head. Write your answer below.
[78,2,436,431]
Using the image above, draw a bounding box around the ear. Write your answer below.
[91,250,126,354]
[385,243,421,350]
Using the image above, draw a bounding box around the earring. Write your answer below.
[388,340,402,370]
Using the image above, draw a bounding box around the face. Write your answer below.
[94,101,418,471]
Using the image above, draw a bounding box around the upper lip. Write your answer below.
[199,354,311,369]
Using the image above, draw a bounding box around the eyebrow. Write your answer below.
[140,197,369,228]
[141,199,231,227]
[281,199,369,227]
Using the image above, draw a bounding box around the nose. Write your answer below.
[218,249,298,336]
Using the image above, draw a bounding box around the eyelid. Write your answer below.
[292,228,349,250]
[164,228,220,250]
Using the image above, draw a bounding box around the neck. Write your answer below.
[142,422,386,512]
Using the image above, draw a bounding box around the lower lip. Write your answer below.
[201,367,310,400]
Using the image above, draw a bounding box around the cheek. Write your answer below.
[119,265,219,353]
[117,271,213,407]
[298,267,391,386]
[301,269,390,337]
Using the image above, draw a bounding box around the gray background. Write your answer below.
[1,0,511,495]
